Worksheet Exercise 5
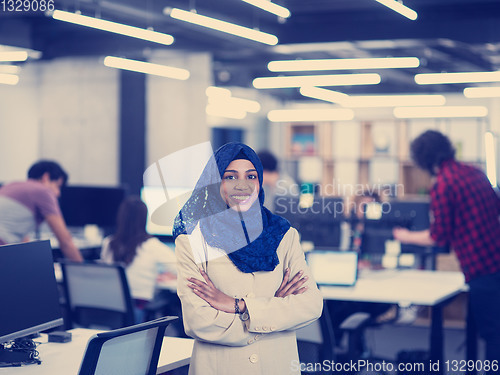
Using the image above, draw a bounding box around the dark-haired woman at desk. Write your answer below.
[174,143,323,375]
[101,196,177,322]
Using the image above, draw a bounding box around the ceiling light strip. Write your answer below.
[484,132,497,188]
[393,106,488,118]
[464,86,500,98]
[103,56,190,80]
[415,71,500,85]
[0,65,20,74]
[241,0,290,18]
[267,108,354,122]
[300,87,349,105]
[300,87,446,107]
[253,73,381,89]
[167,8,278,45]
[0,51,28,62]
[268,57,420,72]
[374,0,417,20]
[0,73,19,85]
[52,10,174,46]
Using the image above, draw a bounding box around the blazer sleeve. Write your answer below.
[243,228,323,333]
[175,234,254,347]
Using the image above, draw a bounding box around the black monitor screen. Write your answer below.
[0,241,63,343]
[59,186,127,228]
[274,195,344,248]
[362,200,430,254]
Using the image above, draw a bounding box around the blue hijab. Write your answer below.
[173,142,290,273]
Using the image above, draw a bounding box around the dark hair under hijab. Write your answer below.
[410,130,456,175]
[109,196,151,266]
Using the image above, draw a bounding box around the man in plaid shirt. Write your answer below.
[393,130,500,364]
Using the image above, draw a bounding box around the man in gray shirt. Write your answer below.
[0,160,83,262]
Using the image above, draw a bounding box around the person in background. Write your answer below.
[257,149,296,212]
[174,142,322,375]
[393,130,500,364]
[0,160,83,262]
[100,196,177,323]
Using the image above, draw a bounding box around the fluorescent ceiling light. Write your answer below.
[267,108,354,122]
[0,65,20,74]
[0,73,19,85]
[206,104,247,120]
[300,87,446,107]
[0,51,28,62]
[299,87,350,104]
[223,97,261,113]
[464,86,500,98]
[103,56,190,80]
[394,106,488,118]
[268,57,420,72]
[415,71,500,85]
[166,8,278,45]
[206,86,231,98]
[253,73,381,89]
[484,132,497,187]
[374,0,418,20]
[206,86,261,113]
[241,0,290,18]
[52,10,174,46]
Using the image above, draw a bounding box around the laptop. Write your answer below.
[306,250,358,286]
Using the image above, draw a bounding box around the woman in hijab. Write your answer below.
[174,142,323,375]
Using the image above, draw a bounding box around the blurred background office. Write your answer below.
[1,0,500,368]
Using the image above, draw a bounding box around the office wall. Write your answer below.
[0,57,119,185]
[146,50,211,167]
[0,63,39,182]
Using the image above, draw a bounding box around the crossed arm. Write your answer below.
[188,266,308,314]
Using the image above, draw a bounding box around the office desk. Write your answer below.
[321,269,466,372]
[1,328,193,374]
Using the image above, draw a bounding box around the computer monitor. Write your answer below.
[59,185,127,229]
[274,195,344,248]
[361,199,431,254]
[141,186,192,237]
[0,241,63,364]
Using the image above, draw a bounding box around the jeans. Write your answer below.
[468,271,500,367]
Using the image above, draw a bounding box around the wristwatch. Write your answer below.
[239,310,250,321]
[236,298,249,321]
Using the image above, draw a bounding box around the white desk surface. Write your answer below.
[1,328,193,374]
[320,269,466,306]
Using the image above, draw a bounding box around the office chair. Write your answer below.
[61,262,167,330]
[296,302,373,375]
[78,316,178,375]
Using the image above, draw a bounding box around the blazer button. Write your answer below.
[255,326,261,331]
[249,354,259,363]
[270,326,277,331]
[262,326,268,331]
[247,339,254,344]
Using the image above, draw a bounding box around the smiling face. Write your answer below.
[220,159,260,212]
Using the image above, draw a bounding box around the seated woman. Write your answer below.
[100,196,177,323]
[174,142,323,375]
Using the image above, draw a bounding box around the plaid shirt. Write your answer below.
[430,160,500,282]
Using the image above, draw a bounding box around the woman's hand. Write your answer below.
[188,269,236,313]
[275,268,308,298]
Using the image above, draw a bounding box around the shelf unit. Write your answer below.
[281,119,486,197]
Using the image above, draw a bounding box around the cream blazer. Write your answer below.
[175,226,323,375]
